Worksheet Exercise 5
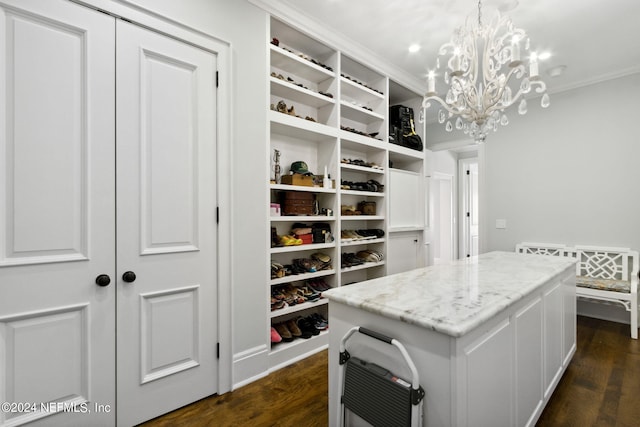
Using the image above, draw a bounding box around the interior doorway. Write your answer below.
[431,172,454,264]
[459,157,479,258]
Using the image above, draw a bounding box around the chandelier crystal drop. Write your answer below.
[422,0,550,143]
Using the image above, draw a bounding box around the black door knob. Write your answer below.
[95,274,111,287]
[122,271,137,283]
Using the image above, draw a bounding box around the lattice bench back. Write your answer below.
[575,246,638,282]
[515,242,569,257]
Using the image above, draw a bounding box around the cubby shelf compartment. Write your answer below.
[340,101,384,124]
[270,242,335,254]
[340,76,385,102]
[269,298,329,319]
[271,216,336,222]
[340,238,385,247]
[270,269,336,286]
[340,163,385,175]
[270,77,336,109]
[340,215,385,221]
[340,190,384,197]
[341,261,386,273]
[270,110,337,140]
[340,131,386,149]
[268,331,329,369]
[270,184,336,194]
[388,143,424,160]
[270,45,334,82]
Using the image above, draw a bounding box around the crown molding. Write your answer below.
[249,0,427,95]
[546,66,640,96]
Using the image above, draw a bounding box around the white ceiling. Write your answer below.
[267,0,640,95]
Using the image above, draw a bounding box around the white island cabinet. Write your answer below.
[324,251,576,427]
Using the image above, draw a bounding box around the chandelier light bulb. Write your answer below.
[422,0,550,143]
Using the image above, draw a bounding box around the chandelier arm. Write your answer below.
[422,95,466,117]
[507,80,547,107]
[485,65,525,108]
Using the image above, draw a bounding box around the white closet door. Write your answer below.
[0,1,116,426]
[115,20,218,426]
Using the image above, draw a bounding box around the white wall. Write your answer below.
[482,73,640,253]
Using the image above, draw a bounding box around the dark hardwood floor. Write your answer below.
[140,316,640,427]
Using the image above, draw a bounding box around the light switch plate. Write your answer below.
[496,219,507,229]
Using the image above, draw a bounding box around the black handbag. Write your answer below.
[389,105,423,152]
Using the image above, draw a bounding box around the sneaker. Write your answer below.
[298,316,320,336]
[310,313,329,330]
[296,316,317,338]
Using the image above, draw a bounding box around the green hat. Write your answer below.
[290,161,313,175]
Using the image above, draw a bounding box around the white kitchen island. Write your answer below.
[324,251,577,427]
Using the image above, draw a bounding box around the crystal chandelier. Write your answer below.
[422,0,550,143]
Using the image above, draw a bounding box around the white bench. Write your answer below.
[516,242,639,339]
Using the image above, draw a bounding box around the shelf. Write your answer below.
[340,189,384,197]
[270,242,335,254]
[340,163,385,175]
[340,131,386,151]
[270,269,336,286]
[268,330,329,371]
[271,215,336,222]
[388,226,425,233]
[270,298,329,319]
[340,215,385,221]
[270,183,336,194]
[388,142,424,160]
[340,238,385,246]
[340,101,384,124]
[270,110,337,140]
[340,76,385,102]
[270,77,336,109]
[270,45,334,83]
[341,260,386,273]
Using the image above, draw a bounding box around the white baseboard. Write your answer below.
[232,344,269,390]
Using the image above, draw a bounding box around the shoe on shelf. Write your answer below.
[309,313,328,330]
[273,323,293,342]
[297,316,320,336]
[286,319,302,338]
[296,316,314,339]
[271,326,282,343]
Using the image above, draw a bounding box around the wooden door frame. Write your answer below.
[72,0,233,394]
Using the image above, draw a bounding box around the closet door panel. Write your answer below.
[0,1,115,426]
[3,11,87,264]
[116,20,218,427]
[140,49,199,254]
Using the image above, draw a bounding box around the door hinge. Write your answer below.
[216,342,220,359]
[216,206,219,224]
[216,71,219,88]
[466,169,470,175]
[466,212,470,217]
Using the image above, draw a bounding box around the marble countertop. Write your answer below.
[324,251,576,337]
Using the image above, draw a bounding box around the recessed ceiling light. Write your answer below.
[408,44,421,53]
[538,51,551,60]
[547,65,567,77]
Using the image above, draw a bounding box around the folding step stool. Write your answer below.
[339,326,425,427]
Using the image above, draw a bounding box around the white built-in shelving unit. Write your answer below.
[267,17,427,370]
